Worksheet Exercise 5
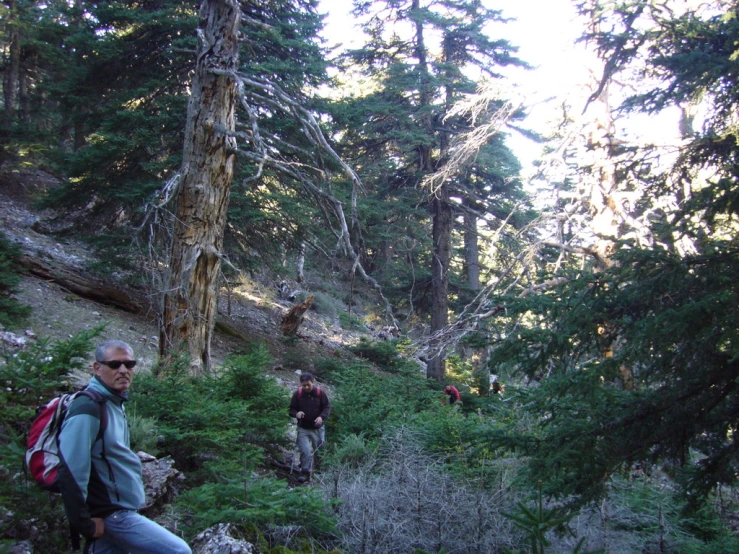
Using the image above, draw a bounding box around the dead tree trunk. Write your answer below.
[159,0,240,376]
[296,241,306,283]
[281,295,314,337]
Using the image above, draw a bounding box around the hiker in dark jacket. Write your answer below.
[289,372,331,482]
[57,339,191,553]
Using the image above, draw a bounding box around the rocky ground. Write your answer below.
[0,168,368,389]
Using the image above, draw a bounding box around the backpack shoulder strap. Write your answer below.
[76,390,119,502]
[76,390,108,441]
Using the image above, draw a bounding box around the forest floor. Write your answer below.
[0,168,370,390]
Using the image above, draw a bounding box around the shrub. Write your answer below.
[127,347,344,546]
[129,348,289,476]
[327,433,373,468]
[178,470,336,546]
[310,291,342,319]
[220,345,290,446]
[347,338,422,376]
[313,356,344,381]
[0,231,31,328]
[0,327,103,429]
[326,358,434,441]
[127,411,160,455]
[0,330,102,553]
[445,353,477,388]
[338,310,363,331]
[295,290,342,320]
[678,496,733,542]
[321,426,520,553]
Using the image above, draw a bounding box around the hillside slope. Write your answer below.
[0,168,373,383]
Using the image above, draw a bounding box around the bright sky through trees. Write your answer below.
[318,1,683,175]
[318,0,591,172]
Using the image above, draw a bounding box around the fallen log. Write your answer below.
[214,320,251,342]
[18,254,146,314]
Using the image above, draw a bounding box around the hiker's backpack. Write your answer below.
[25,389,108,492]
[297,385,321,399]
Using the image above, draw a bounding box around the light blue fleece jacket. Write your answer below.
[57,375,145,538]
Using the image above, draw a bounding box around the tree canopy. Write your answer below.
[2,0,739,522]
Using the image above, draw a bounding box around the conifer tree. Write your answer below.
[333,0,527,380]
[483,0,739,508]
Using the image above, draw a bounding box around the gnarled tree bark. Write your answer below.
[159,0,239,376]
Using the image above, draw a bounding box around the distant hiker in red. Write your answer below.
[289,372,331,483]
[443,385,460,405]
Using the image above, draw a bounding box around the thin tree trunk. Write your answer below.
[3,0,20,126]
[427,187,452,381]
[464,210,480,291]
[296,241,305,283]
[18,60,29,124]
[426,20,457,381]
[159,0,240,376]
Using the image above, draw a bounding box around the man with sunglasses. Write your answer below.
[57,340,191,553]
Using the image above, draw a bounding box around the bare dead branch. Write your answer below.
[422,82,522,196]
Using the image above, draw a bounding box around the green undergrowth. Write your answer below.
[0,329,104,553]
[0,334,339,552]
[132,344,289,475]
[128,344,339,549]
[2,330,739,553]
[0,231,31,329]
[316,340,739,553]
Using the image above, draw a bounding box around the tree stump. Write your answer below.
[280,295,313,337]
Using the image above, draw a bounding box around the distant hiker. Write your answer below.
[57,340,191,554]
[289,372,331,483]
[443,385,460,405]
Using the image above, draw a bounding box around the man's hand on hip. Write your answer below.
[92,517,105,538]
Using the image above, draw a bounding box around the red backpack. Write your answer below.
[25,389,108,492]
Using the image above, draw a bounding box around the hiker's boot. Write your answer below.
[297,470,311,483]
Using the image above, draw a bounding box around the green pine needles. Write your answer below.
[0,231,31,328]
[487,245,739,510]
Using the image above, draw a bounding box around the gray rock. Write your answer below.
[6,540,32,553]
[139,454,185,511]
[0,330,32,348]
[191,523,254,554]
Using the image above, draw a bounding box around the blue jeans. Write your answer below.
[296,426,325,473]
[89,510,191,554]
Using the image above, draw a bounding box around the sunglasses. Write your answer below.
[98,360,137,370]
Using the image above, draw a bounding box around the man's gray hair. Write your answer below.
[95,340,134,362]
